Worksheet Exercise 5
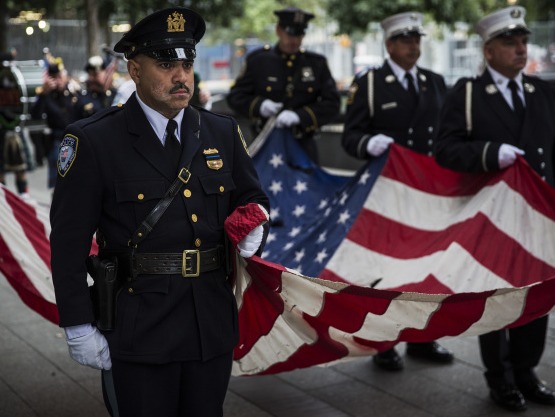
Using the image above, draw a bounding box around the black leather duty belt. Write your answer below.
[128,246,224,278]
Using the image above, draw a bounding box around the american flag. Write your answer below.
[1,128,555,377]
[232,129,555,375]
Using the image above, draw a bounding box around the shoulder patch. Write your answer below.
[58,134,78,177]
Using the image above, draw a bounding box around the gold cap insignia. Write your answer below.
[203,148,223,170]
[167,11,185,33]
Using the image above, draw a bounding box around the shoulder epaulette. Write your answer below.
[77,104,124,128]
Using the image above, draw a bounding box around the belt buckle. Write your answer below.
[178,168,191,184]
[182,250,200,277]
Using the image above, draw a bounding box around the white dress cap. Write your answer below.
[475,6,530,43]
[380,12,426,40]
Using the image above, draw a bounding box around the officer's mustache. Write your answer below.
[170,83,191,94]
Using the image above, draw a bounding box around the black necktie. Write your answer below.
[405,72,418,105]
[508,80,525,122]
[165,119,181,170]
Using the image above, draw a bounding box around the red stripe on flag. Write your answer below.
[0,235,59,324]
[348,210,555,288]
[4,189,52,271]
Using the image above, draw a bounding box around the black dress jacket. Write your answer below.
[50,93,269,364]
[435,70,555,186]
[342,61,447,158]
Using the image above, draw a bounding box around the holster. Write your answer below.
[86,255,121,332]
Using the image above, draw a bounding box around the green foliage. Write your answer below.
[327,0,555,35]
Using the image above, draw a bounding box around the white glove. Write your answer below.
[260,99,283,118]
[366,134,394,157]
[498,144,525,169]
[276,110,301,128]
[65,324,112,370]
[237,225,264,258]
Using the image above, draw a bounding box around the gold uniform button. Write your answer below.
[287,76,293,81]
[308,87,313,93]
[287,61,293,67]
[192,214,198,222]
[219,186,224,192]
[184,189,192,198]
[266,86,272,92]
[195,238,201,247]
[128,288,134,294]
[138,193,144,200]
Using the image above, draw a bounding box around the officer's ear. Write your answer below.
[127,59,141,83]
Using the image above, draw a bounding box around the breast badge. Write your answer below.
[203,148,223,170]
[301,67,315,82]
[58,134,78,177]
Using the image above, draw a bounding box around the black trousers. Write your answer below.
[479,315,548,389]
[103,351,233,417]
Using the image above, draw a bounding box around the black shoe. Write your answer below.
[518,380,555,405]
[373,348,404,371]
[406,342,454,363]
[490,386,527,412]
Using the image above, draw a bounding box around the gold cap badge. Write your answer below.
[167,12,185,33]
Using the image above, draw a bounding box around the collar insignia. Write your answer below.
[203,148,223,170]
[485,84,498,94]
[523,83,535,93]
[385,75,396,83]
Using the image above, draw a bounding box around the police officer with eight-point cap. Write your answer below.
[50,7,269,417]
[227,6,340,163]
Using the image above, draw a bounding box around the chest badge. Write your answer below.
[203,148,223,170]
[301,67,315,82]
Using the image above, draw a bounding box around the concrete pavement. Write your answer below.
[1,165,554,417]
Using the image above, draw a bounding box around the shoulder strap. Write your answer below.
[367,70,374,118]
[128,107,201,248]
[465,80,472,136]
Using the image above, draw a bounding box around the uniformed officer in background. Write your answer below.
[73,55,116,119]
[435,6,555,412]
[226,6,340,163]
[31,58,79,190]
[50,7,269,417]
[341,11,454,371]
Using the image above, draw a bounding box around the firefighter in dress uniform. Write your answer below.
[226,7,340,163]
[50,7,270,417]
[341,11,454,371]
[434,6,555,412]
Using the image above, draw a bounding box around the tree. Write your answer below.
[327,0,555,36]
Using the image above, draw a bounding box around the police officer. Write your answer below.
[435,6,555,412]
[73,55,116,119]
[50,7,269,417]
[342,11,454,371]
[226,7,340,162]
[31,59,78,189]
